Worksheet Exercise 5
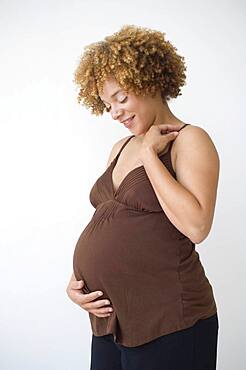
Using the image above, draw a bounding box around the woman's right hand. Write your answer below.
[66,273,113,318]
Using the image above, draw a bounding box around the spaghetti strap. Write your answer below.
[114,125,190,162]
[114,135,135,163]
[169,123,190,151]
[178,123,190,131]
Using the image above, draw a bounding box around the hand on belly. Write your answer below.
[66,278,114,318]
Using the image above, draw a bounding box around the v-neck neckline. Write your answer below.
[109,123,190,198]
[110,151,170,198]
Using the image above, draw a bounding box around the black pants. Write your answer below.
[90,313,219,370]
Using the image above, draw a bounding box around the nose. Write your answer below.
[111,108,123,121]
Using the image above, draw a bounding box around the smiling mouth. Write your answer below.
[123,115,135,126]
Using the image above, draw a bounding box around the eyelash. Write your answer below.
[105,96,128,112]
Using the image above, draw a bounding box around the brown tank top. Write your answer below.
[73,123,217,347]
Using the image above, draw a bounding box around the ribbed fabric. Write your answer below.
[73,124,217,347]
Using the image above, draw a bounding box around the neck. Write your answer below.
[153,100,181,126]
[137,100,184,139]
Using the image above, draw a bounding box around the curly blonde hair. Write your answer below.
[73,24,187,116]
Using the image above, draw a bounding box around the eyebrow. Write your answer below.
[101,89,123,103]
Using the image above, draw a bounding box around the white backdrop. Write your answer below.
[1,0,245,369]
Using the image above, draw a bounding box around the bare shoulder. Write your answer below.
[106,135,133,168]
[173,124,220,169]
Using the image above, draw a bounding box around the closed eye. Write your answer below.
[105,96,128,112]
[120,96,128,104]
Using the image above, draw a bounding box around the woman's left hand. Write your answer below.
[139,124,181,159]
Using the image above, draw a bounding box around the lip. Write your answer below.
[121,115,135,124]
[122,115,135,127]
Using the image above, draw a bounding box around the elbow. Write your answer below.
[189,223,210,244]
[190,234,207,245]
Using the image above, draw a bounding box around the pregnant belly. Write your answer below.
[73,207,179,299]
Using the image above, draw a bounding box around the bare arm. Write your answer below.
[140,125,220,244]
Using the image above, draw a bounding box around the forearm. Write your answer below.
[141,148,205,243]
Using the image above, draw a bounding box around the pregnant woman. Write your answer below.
[66,25,220,370]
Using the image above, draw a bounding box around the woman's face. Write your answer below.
[99,77,161,136]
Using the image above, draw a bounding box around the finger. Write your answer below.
[88,304,113,315]
[159,123,182,130]
[92,312,111,318]
[90,306,113,315]
[77,291,105,304]
[84,298,111,309]
[168,131,179,138]
[87,299,110,309]
[162,131,179,139]
[90,304,113,313]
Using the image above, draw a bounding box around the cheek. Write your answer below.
[131,102,145,115]
[137,106,151,122]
